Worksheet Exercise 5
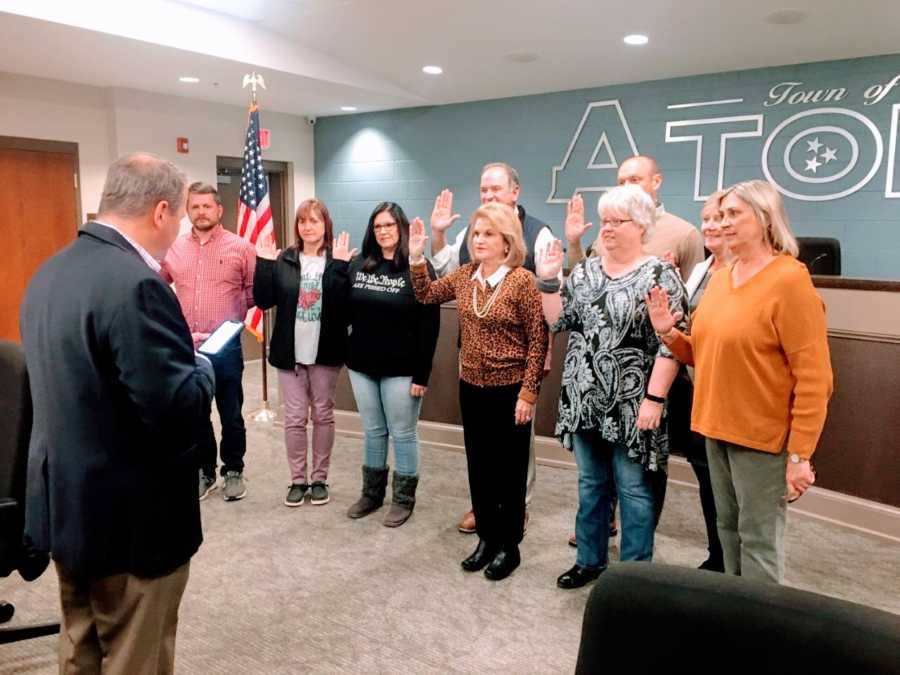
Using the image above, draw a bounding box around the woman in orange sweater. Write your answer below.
[648,179,833,583]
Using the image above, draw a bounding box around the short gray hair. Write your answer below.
[597,184,657,243]
[188,181,223,206]
[98,153,187,218]
[481,162,520,188]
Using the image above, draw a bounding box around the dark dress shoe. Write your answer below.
[461,540,497,572]
[484,547,520,581]
[698,557,725,573]
[557,564,603,589]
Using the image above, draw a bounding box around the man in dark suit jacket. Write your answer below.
[20,153,215,674]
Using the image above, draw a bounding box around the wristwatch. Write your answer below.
[789,453,802,464]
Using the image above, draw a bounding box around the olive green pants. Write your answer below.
[705,438,787,583]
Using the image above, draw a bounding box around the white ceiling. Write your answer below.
[1,0,899,117]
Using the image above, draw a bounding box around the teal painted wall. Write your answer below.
[315,54,900,279]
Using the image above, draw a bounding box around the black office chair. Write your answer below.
[797,236,841,275]
[0,340,59,644]
[576,562,900,674]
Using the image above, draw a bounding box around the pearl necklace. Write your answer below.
[472,276,505,319]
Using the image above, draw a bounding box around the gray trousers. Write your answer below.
[706,438,787,583]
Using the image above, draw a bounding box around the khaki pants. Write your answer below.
[55,561,190,675]
[706,438,787,583]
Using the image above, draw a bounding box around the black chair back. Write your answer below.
[0,341,31,577]
[576,562,900,675]
[797,236,841,275]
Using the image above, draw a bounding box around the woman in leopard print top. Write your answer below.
[409,202,548,582]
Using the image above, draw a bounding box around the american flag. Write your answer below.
[237,104,274,338]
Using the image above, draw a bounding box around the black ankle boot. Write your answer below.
[484,546,520,581]
[461,540,496,572]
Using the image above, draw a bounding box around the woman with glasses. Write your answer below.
[344,202,440,527]
[538,184,687,589]
[648,180,832,584]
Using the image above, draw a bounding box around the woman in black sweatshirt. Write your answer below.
[344,202,440,527]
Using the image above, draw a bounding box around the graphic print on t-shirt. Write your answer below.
[297,270,323,321]
[352,271,407,294]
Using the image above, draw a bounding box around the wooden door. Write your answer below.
[0,146,79,341]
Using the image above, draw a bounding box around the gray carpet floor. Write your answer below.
[2,364,898,674]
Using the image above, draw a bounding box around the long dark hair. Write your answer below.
[360,202,410,272]
[294,198,334,256]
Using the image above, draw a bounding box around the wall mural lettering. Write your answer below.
[548,73,900,204]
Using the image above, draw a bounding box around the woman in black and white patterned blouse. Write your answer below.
[538,184,688,589]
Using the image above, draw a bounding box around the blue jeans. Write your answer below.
[347,370,422,476]
[198,341,245,477]
[573,431,657,569]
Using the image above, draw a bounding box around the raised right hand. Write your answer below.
[646,286,683,335]
[537,239,564,281]
[565,193,593,244]
[332,231,357,262]
[409,217,428,261]
[257,232,280,260]
[430,189,460,234]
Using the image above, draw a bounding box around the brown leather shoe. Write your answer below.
[457,509,476,534]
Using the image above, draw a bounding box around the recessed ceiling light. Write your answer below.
[179,76,200,83]
[623,34,649,46]
[341,106,358,112]
[422,65,443,75]
[765,9,807,25]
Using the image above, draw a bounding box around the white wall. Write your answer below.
[0,71,314,223]
[0,72,113,219]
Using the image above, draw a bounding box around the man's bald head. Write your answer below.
[617,155,662,201]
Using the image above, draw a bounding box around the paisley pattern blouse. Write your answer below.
[551,256,688,471]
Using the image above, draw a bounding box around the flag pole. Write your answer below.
[243,71,276,423]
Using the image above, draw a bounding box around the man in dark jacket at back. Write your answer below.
[20,152,215,674]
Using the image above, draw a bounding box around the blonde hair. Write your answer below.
[466,202,526,268]
[722,180,799,257]
[701,189,726,215]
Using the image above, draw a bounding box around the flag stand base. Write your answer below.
[251,401,276,423]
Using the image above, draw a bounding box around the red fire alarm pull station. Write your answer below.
[259,128,270,149]
[177,137,189,154]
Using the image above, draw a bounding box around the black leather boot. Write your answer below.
[484,546,521,581]
[461,539,497,572]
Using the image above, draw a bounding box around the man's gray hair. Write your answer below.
[188,181,223,207]
[597,184,657,243]
[98,153,187,218]
[481,162,520,188]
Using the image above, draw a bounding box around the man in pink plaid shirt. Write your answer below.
[162,182,257,502]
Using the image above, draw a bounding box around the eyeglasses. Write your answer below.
[601,218,633,228]
[373,222,398,232]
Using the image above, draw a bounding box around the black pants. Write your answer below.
[198,341,246,477]
[667,371,722,562]
[458,380,531,549]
